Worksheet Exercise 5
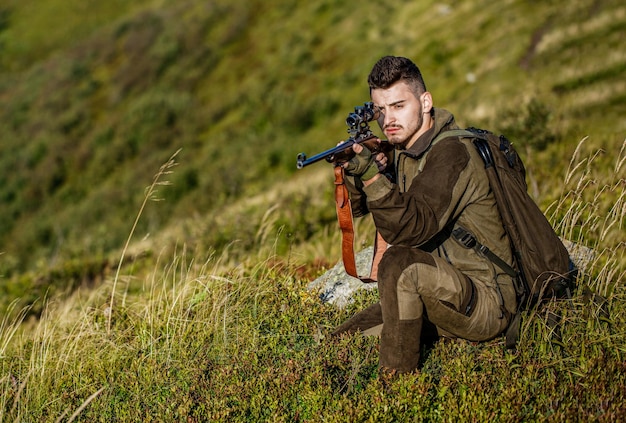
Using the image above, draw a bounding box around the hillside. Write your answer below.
[0,0,623,268]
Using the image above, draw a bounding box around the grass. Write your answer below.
[0,0,625,420]
[107,149,180,334]
[0,137,624,421]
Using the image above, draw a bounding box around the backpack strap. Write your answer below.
[451,227,518,278]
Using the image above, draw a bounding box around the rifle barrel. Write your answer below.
[296,139,356,169]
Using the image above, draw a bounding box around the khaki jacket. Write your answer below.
[348,108,517,315]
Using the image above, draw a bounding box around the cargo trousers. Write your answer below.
[334,245,512,373]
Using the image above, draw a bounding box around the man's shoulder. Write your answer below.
[431,133,472,155]
[423,135,472,170]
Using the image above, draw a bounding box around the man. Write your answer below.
[333,56,517,374]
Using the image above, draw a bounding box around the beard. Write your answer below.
[384,102,424,149]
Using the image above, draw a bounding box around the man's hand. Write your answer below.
[343,144,379,181]
[343,144,387,182]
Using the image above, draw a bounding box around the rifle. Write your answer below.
[296,102,392,169]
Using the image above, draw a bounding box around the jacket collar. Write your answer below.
[402,108,457,158]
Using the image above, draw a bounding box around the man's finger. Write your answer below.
[352,144,364,154]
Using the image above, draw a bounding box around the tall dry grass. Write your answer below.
[548,138,626,297]
[107,149,181,334]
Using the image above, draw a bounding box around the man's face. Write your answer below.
[371,81,430,149]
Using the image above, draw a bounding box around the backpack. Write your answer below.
[433,127,578,348]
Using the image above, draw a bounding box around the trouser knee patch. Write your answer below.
[379,246,435,283]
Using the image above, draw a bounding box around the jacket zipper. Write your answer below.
[397,152,407,192]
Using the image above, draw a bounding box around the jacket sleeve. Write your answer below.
[363,139,476,246]
[345,155,396,218]
[344,174,370,217]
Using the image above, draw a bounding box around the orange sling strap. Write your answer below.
[333,166,387,283]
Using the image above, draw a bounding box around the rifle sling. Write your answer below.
[334,166,384,283]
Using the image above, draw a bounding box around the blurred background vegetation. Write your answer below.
[0,0,624,316]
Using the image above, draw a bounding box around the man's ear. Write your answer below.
[421,92,433,114]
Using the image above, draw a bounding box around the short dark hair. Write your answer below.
[367,56,427,95]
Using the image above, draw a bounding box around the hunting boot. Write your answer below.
[379,317,422,374]
[377,246,433,374]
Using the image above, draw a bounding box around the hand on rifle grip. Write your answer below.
[342,144,380,181]
[356,139,389,172]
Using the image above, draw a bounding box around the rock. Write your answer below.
[561,238,595,271]
[307,246,377,309]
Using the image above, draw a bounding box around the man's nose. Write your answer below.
[376,113,385,129]
[383,111,395,127]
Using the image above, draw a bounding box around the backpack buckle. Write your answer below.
[452,227,476,249]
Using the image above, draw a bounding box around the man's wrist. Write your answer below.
[362,173,381,187]
[360,162,379,182]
